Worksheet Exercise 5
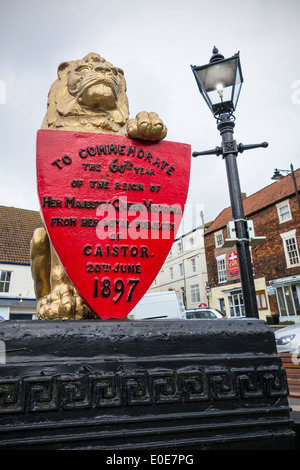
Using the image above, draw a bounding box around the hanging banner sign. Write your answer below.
[228,250,239,278]
[36,130,191,319]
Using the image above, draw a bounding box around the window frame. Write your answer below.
[276,200,292,224]
[227,291,245,318]
[216,254,227,283]
[280,229,300,268]
[0,270,12,293]
[179,263,184,277]
[191,258,196,273]
[256,290,268,310]
[191,284,200,303]
[214,230,224,248]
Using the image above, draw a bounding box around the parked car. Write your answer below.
[185,308,226,320]
[275,323,300,353]
[127,290,186,320]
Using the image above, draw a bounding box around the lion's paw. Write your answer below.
[127,111,167,141]
[37,284,97,320]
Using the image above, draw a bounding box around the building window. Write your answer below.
[277,287,287,316]
[256,290,268,310]
[177,240,183,253]
[216,255,227,283]
[276,200,292,223]
[280,230,300,268]
[276,284,300,317]
[219,298,226,315]
[190,237,194,247]
[215,230,224,247]
[191,258,196,273]
[191,284,200,303]
[228,291,245,318]
[286,238,300,265]
[10,313,33,320]
[180,287,186,307]
[169,267,174,280]
[0,271,11,293]
[179,263,184,277]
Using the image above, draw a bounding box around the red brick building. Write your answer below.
[204,168,300,322]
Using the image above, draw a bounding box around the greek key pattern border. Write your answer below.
[0,364,288,414]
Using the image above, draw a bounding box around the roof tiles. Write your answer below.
[0,206,42,264]
[205,168,300,235]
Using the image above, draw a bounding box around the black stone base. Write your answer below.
[0,319,295,450]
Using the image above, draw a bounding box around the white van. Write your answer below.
[127,290,186,321]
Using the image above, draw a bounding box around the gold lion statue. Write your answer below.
[30,52,167,320]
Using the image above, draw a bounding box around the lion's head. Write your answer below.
[41,52,129,134]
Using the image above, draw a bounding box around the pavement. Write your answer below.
[289,398,300,412]
[288,399,300,450]
[289,398,300,421]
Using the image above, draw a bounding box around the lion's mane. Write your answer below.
[41,52,129,134]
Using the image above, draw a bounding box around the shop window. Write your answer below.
[219,298,226,316]
[276,284,300,317]
[277,287,287,316]
[9,313,32,320]
[256,290,268,310]
[227,291,245,318]
[292,285,300,315]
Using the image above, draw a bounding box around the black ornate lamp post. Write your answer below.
[191,47,268,319]
[271,164,300,214]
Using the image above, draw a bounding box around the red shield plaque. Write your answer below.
[36,130,191,319]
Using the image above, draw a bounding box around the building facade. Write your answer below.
[0,206,42,320]
[148,225,208,309]
[203,169,300,322]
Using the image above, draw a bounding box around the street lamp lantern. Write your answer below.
[191,47,243,118]
[271,164,300,213]
[271,168,283,181]
[191,47,269,319]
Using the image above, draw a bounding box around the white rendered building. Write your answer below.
[0,206,42,320]
[148,224,208,309]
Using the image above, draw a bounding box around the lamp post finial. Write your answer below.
[210,46,225,63]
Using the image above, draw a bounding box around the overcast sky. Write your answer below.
[0,0,299,233]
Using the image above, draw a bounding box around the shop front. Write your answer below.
[269,275,300,323]
[210,278,270,320]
